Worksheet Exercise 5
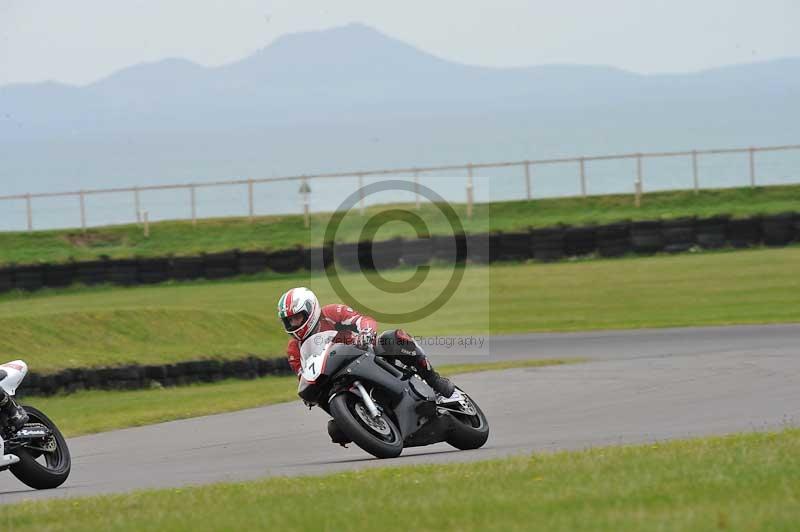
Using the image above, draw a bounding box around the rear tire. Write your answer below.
[330,393,403,459]
[446,394,490,450]
[10,406,71,490]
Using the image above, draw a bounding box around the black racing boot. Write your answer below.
[0,392,28,431]
[419,367,456,398]
[327,419,351,447]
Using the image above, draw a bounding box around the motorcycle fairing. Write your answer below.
[0,360,28,396]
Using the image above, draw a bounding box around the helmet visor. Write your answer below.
[282,309,310,333]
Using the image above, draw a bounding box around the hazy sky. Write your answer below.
[1,0,798,86]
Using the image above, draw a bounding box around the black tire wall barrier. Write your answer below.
[14,265,44,291]
[366,238,403,271]
[496,231,531,261]
[433,234,464,264]
[465,234,491,264]
[0,269,13,292]
[44,264,75,288]
[630,221,664,254]
[16,355,295,397]
[264,248,305,273]
[597,222,631,257]
[728,217,761,248]
[238,251,268,275]
[0,212,798,295]
[138,258,169,285]
[761,213,796,246]
[305,245,332,272]
[696,215,729,249]
[662,217,697,253]
[203,251,239,279]
[401,238,435,266]
[564,226,597,257]
[532,228,564,262]
[109,259,138,286]
[170,256,205,280]
[332,242,361,271]
[76,260,108,285]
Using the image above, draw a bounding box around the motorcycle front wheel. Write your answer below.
[10,405,71,490]
[330,393,403,459]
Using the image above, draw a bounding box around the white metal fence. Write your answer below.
[2,143,799,232]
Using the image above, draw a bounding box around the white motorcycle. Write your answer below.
[0,360,71,490]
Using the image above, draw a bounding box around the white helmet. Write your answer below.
[277,287,321,341]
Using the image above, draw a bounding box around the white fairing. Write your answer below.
[0,436,19,467]
[0,360,27,468]
[300,331,337,382]
[0,360,28,396]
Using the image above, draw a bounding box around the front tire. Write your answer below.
[330,393,403,459]
[446,393,490,450]
[10,405,71,490]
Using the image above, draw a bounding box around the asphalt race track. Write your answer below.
[1,324,798,504]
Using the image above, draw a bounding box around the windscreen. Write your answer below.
[299,330,338,368]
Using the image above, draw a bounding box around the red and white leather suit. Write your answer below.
[286,304,377,375]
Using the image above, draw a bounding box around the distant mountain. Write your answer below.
[1,23,798,198]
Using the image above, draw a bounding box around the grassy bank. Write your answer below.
[23,359,575,437]
[2,184,799,266]
[0,246,798,372]
[5,429,799,531]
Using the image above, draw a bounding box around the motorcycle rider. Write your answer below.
[278,286,455,398]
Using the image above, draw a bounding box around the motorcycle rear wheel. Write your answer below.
[10,405,71,490]
[330,393,403,459]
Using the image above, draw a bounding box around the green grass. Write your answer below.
[4,429,799,531]
[23,359,576,437]
[2,184,799,266]
[0,246,798,372]
[25,376,298,437]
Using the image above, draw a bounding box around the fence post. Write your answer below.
[635,154,643,208]
[143,210,150,237]
[190,185,197,226]
[25,193,33,232]
[247,178,255,222]
[692,150,699,194]
[79,190,87,233]
[579,157,587,197]
[358,174,365,215]
[413,171,421,210]
[524,162,532,200]
[466,163,474,220]
[134,186,141,224]
[749,147,756,187]
[304,196,310,230]
[300,177,311,229]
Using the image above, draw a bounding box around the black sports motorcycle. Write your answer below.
[298,331,489,458]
